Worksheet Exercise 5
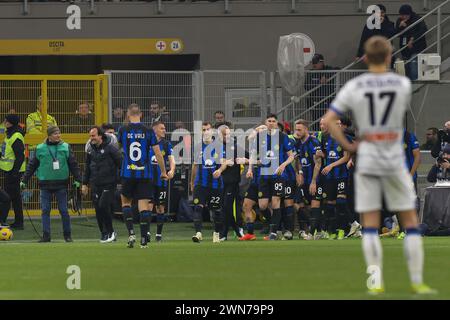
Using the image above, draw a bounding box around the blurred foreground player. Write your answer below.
[324,36,436,295]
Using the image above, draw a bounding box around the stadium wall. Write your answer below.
[0,1,448,70]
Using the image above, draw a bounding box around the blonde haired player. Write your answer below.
[323,36,436,295]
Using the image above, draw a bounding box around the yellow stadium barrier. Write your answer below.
[0,74,109,216]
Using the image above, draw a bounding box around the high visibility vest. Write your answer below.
[0,132,26,172]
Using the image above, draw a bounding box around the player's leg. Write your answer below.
[192,186,207,242]
[240,184,258,240]
[355,172,384,293]
[155,186,168,242]
[120,178,136,245]
[281,181,295,239]
[385,171,436,294]
[211,188,223,243]
[265,178,284,240]
[324,179,338,239]
[336,179,349,240]
[135,180,153,248]
[258,179,271,234]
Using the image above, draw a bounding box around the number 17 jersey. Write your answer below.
[117,122,158,179]
[330,72,411,176]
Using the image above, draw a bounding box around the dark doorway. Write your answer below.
[0,54,200,74]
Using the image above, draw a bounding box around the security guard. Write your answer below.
[0,114,26,229]
[26,96,58,135]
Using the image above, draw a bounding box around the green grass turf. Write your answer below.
[1,218,449,300]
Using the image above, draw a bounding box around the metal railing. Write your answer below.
[276,0,450,127]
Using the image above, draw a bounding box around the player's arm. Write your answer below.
[213,160,228,179]
[190,163,197,192]
[309,152,322,195]
[276,150,295,176]
[322,150,351,175]
[294,155,304,187]
[411,147,421,177]
[152,144,167,178]
[167,155,176,179]
[323,110,356,153]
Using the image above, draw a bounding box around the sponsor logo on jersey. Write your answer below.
[127,164,145,171]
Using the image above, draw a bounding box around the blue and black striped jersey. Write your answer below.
[295,135,322,185]
[117,123,158,179]
[251,131,294,180]
[321,133,351,180]
[403,130,420,181]
[150,139,173,187]
[194,142,224,189]
[284,136,297,182]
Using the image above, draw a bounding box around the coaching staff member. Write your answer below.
[21,126,82,243]
[0,114,25,229]
[82,126,122,243]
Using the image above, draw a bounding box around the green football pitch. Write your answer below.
[1,218,449,300]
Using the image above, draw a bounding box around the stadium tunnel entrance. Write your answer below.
[0,54,200,74]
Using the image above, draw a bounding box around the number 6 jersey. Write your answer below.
[330,72,412,176]
[117,122,158,179]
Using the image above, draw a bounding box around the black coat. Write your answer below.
[356,16,396,58]
[395,13,428,59]
[83,139,122,187]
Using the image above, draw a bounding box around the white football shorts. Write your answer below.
[354,168,416,213]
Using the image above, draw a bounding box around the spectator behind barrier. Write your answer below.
[143,101,169,127]
[420,127,438,151]
[355,4,395,60]
[304,54,339,122]
[431,121,450,158]
[112,107,125,132]
[26,96,58,135]
[427,144,450,183]
[395,4,428,80]
[68,101,95,133]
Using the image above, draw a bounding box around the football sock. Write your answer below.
[310,207,321,234]
[326,203,337,234]
[362,228,383,283]
[139,210,151,240]
[297,207,309,232]
[246,222,254,234]
[336,198,349,232]
[284,206,295,232]
[261,208,271,223]
[404,228,424,285]
[193,205,203,233]
[270,208,282,233]
[156,214,165,235]
[213,210,223,233]
[122,206,134,236]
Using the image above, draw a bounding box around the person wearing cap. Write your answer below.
[21,126,82,243]
[427,144,450,183]
[304,54,339,121]
[355,4,395,60]
[395,4,428,80]
[0,114,26,229]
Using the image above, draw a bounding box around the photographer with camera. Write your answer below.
[431,121,450,159]
[427,144,450,183]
